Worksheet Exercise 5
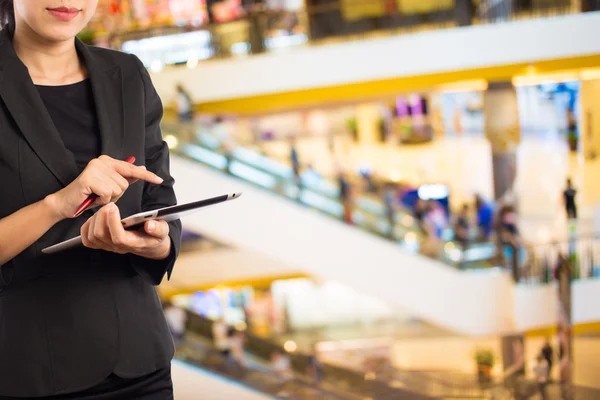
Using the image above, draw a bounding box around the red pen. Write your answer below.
[73,156,136,218]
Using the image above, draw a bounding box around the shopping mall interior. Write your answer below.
[81,0,600,398]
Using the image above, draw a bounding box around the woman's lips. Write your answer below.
[47,7,80,22]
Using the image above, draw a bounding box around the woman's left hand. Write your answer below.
[81,203,171,260]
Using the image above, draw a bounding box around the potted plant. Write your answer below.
[346,117,358,142]
[568,253,579,280]
[567,129,578,152]
[377,117,388,143]
[475,349,495,382]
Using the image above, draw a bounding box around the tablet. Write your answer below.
[42,192,242,255]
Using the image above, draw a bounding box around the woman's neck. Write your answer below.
[12,23,86,86]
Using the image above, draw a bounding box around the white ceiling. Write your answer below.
[159,247,303,295]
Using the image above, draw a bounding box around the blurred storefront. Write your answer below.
[170,277,400,338]
[85,0,308,61]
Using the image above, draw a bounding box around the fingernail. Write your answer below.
[140,166,147,170]
[148,221,156,231]
[108,203,116,213]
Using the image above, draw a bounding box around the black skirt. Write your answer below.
[4,367,173,400]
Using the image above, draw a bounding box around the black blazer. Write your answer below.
[0,28,182,397]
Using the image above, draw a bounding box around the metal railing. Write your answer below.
[109,0,599,60]
[519,234,600,284]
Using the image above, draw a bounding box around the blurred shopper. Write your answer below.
[243,0,266,54]
[563,178,577,220]
[213,117,235,171]
[455,0,475,26]
[497,204,519,245]
[360,166,377,194]
[175,83,194,123]
[213,318,230,357]
[290,136,302,190]
[420,200,447,259]
[582,0,600,11]
[454,204,471,267]
[307,349,324,386]
[175,83,195,142]
[496,204,521,281]
[271,351,294,382]
[164,302,188,346]
[424,200,448,239]
[541,339,554,381]
[383,184,397,239]
[228,328,248,368]
[475,194,494,241]
[338,172,354,224]
[414,198,428,229]
[533,354,549,400]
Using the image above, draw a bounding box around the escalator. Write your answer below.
[171,359,273,400]
[177,336,355,400]
[163,124,515,336]
[179,312,600,400]
[183,311,440,400]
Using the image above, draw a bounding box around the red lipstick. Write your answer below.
[47,7,80,22]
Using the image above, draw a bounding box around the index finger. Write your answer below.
[111,162,164,185]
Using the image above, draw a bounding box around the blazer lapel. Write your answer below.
[76,39,124,161]
[0,29,79,187]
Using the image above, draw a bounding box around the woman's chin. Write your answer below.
[38,23,86,43]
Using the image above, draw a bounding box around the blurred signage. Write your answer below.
[207,0,244,23]
[121,30,214,69]
[417,184,449,201]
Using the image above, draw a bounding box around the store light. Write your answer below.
[512,72,579,87]
[284,340,297,353]
[150,59,164,73]
[439,79,488,93]
[187,58,198,69]
[580,68,600,81]
[231,42,251,56]
[390,380,406,389]
[265,33,308,50]
[164,134,179,149]
[404,232,417,244]
[389,170,401,182]
[234,321,247,331]
[418,184,449,200]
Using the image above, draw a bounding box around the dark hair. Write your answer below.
[0,0,14,29]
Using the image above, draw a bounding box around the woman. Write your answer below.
[0,1,182,398]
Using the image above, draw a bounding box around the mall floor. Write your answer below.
[256,131,600,243]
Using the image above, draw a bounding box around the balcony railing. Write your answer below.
[520,234,600,284]
[110,0,600,66]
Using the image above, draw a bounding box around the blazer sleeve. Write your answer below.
[129,54,182,286]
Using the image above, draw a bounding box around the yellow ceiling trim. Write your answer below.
[158,272,310,300]
[526,321,600,338]
[190,53,600,115]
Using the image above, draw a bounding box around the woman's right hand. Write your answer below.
[46,155,164,221]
